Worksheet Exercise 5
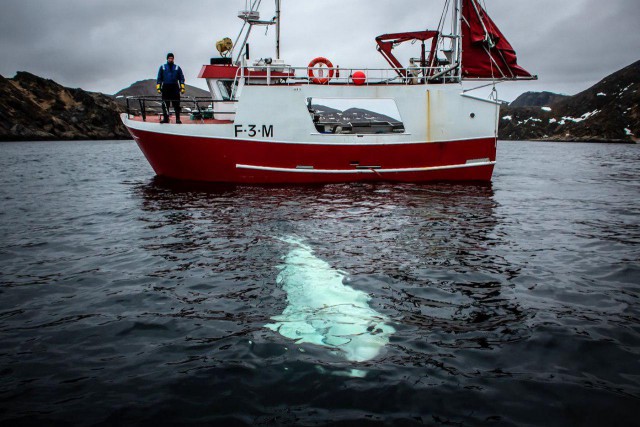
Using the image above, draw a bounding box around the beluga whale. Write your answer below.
[265,237,395,370]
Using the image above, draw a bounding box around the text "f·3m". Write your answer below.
[234,125,274,138]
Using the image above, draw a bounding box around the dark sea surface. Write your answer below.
[0,140,639,426]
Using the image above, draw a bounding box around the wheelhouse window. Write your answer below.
[307,98,405,134]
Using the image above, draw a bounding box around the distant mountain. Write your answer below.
[115,79,210,103]
[500,60,640,142]
[0,72,129,141]
[510,91,569,107]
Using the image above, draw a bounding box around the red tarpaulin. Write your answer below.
[375,31,440,76]
[461,0,533,79]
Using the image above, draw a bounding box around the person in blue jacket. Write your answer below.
[156,53,185,123]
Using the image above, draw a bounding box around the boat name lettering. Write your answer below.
[234,124,274,138]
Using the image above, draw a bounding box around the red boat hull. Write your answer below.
[128,127,496,184]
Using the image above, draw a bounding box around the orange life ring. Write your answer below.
[308,57,334,84]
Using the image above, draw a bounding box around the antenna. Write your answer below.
[233,0,278,64]
[275,0,281,59]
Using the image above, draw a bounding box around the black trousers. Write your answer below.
[161,84,181,121]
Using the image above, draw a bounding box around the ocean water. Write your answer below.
[0,140,639,426]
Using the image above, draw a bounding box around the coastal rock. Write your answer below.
[0,72,129,141]
[499,59,640,142]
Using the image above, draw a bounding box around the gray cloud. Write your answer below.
[1,0,638,101]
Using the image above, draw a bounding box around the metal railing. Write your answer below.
[235,64,461,88]
[124,64,460,121]
[125,96,237,122]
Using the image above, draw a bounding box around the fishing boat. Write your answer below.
[121,0,535,184]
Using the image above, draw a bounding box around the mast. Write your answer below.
[234,0,262,64]
[452,0,462,80]
[233,0,280,64]
[275,0,281,59]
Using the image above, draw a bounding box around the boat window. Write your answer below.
[307,98,405,134]
[217,80,234,100]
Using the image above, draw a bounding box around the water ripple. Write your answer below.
[0,140,639,425]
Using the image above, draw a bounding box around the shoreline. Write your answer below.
[1,137,636,144]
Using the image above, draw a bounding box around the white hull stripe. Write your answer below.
[236,161,495,174]
[123,114,495,146]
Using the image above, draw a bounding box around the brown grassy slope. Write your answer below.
[0,72,129,141]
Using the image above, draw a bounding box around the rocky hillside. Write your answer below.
[115,79,210,103]
[510,91,569,107]
[499,60,640,142]
[0,72,129,141]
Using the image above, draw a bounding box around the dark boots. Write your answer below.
[161,101,170,123]
[160,101,181,123]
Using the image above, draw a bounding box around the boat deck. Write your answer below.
[127,115,233,125]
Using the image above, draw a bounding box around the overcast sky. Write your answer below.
[1,0,638,101]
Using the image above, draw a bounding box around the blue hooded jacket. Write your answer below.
[157,62,185,86]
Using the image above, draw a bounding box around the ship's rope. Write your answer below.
[436,0,451,33]
[430,0,450,71]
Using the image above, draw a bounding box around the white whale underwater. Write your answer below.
[265,237,395,369]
